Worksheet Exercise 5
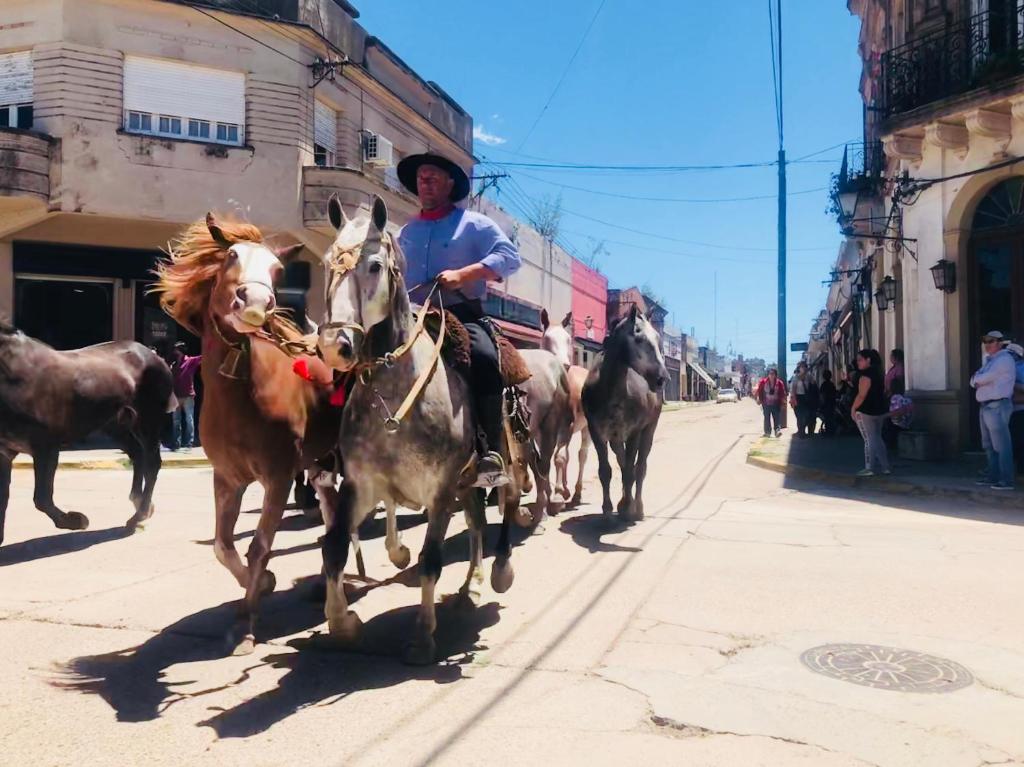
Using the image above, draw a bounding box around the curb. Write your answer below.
[746,450,1022,510]
[12,457,211,471]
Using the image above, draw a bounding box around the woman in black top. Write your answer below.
[851,348,891,476]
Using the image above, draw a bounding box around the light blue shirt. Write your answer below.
[398,207,520,307]
[971,349,1016,402]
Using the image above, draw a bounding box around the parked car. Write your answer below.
[717,388,738,403]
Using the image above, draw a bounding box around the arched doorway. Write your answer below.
[968,177,1024,443]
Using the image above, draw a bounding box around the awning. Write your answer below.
[688,361,717,387]
[493,319,542,345]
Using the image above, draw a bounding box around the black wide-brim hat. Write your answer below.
[396,153,471,202]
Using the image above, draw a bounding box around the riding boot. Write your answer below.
[473,392,509,488]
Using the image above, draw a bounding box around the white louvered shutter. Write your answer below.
[314,100,337,154]
[123,56,244,127]
[0,51,32,106]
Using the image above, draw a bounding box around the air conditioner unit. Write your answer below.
[363,132,394,167]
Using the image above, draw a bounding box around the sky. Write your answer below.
[355,0,864,370]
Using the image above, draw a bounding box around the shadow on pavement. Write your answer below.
[0,526,132,567]
[559,513,642,554]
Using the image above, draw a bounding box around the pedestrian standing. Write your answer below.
[755,368,786,437]
[884,348,904,399]
[789,363,811,437]
[1006,342,1024,476]
[851,348,891,477]
[170,342,202,451]
[819,370,838,436]
[971,331,1017,490]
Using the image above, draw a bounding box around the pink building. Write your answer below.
[570,258,608,367]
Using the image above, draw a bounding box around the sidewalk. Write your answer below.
[747,430,1023,509]
[12,447,210,471]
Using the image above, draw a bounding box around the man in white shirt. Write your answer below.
[970,331,1017,490]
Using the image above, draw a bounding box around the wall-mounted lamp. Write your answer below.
[929,259,956,293]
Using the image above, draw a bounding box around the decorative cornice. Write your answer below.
[965,108,1012,154]
[924,121,968,157]
[882,134,923,163]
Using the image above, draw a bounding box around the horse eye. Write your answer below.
[368,261,383,274]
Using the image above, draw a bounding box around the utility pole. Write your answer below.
[776,0,788,427]
[713,270,718,352]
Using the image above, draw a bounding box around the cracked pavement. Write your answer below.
[0,403,1022,766]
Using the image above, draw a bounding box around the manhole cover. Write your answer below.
[800,644,973,693]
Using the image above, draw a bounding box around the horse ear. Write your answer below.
[541,309,550,329]
[371,195,388,233]
[206,213,231,248]
[628,303,640,322]
[328,193,347,231]
[562,311,572,329]
[274,242,305,263]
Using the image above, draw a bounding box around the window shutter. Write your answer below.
[314,100,337,151]
[123,56,244,126]
[0,51,33,106]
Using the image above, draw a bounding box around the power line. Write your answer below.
[515,0,610,152]
[768,0,782,144]
[178,1,306,65]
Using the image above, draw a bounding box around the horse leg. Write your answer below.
[554,439,570,501]
[383,500,411,569]
[0,453,11,546]
[120,435,144,514]
[236,477,289,654]
[323,479,363,643]
[457,489,486,609]
[31,445,88,531]
[589,427,614,517]
[632,424,656,521]
[126,438,161,531]
[534,427,557,520]
[572,427,591,507]
[491,484,516,593]
[405,503,453,665]
[616,435,640,521]
[213,471,249,589]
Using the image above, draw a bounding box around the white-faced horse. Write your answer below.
[540,309,592,506]
[316,194,517,664]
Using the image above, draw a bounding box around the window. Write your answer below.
[313,100,337,167]
[0,51,33,129]
[123,56,244,145]
[188,119,210,139]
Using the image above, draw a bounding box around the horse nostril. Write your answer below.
[338,340,353,359]
[266,293,276,310]
[237,286,248,301]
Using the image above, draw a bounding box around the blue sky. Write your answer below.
[356,0,864,368]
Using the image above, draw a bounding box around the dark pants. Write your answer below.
[820,404,837,436]
[762,404,780,435]
[450,301,503,454]
[795,396,814,436]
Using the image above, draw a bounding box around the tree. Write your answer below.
[529,193,563,241]
[583,238,609,271]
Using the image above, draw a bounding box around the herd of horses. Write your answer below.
[0,195,666,664]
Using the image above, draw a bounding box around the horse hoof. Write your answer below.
[453,588,479,612]
[491,559,515,593]
[232,634,256,656]
[259,570,277,596]
[302,505,324,524]
[403,637,436,666]
[633,503,645,521]
[58,512,90,531]
[514,507,534,528]
[327,610,363,644]
[571,493,583,507]
[389,545,411,570]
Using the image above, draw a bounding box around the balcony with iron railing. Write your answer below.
[881,2,1024,119]
[828,139,886,225]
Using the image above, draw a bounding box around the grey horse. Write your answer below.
[316,194,517,665]
[582,305,667,522]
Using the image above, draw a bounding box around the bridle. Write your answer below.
[321,230,445,432]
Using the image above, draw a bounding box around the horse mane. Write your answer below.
[367,232,411,359]
[152,217,302,341]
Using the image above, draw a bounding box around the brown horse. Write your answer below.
[154,215,339,653]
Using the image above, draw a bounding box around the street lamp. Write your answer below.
[584,314,595,340]
[834,186,861,234]
[929,259,956,293]
[881,275,898,303]
[874,285,890,311]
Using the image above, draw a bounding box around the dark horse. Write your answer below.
[582,305,667,522]
[0,320,175,545]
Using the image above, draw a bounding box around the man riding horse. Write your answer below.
[395,152,521,489]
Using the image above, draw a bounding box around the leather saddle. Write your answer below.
[423,308,531,387]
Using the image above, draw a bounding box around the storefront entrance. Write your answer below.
[14,277,114,350]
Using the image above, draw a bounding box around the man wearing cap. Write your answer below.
[970,331,1017,490]
[396,153,521,488]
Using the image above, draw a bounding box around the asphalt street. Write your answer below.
[0,402,1021,767]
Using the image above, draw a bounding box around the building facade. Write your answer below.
[570,257,607,368]
[0,0,472,352]
[824,0,1024,451]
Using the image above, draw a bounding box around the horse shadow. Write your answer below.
[0,526,133,567]
[201,598,501,738]
[55,573,501,736]
[558,514,642,554]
